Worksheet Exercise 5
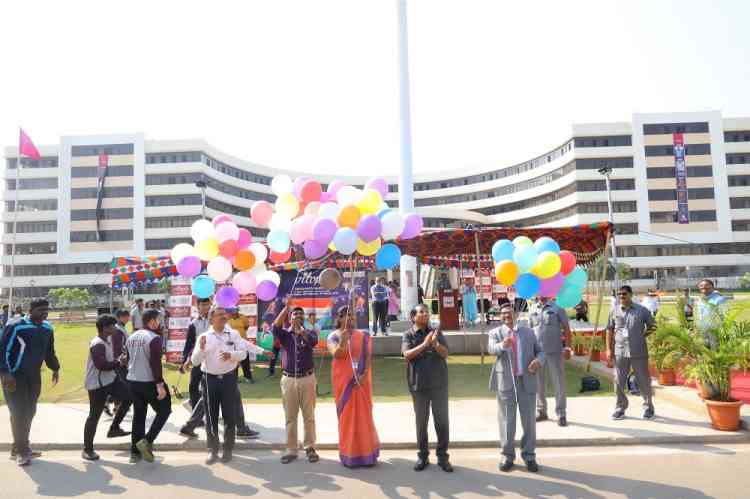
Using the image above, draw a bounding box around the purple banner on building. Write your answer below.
[673,133,689,224]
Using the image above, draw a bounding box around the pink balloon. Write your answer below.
[290,217,309,245]
[232,271,257,295]
[237,228,252,250]
[212,214,233,227]
[304,239,327,260]
[251,201,273,227]
[293,177,310,199]
[365,177,388,198]
[400,213,423,240]
[320,192,332,203]
[326,179,345,196]
[539,273,565,298]
[215,221,239,242]
[304,202,321,216]
[312,218,337,245]
[299,180,322,203]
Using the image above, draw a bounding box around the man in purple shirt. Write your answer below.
[273,299,319,464]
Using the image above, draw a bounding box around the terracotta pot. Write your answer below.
[589,350,601,362]
[704,399,743,431]
[658,369,676,386]
[648,362,657,377]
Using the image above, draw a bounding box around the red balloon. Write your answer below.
[219,239,238,258]
[559,250,576,275]
[299,180,322,203]
[269,248,292,264]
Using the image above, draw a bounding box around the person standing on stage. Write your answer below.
[125,309,171,463]
[530,296,572,427]
[181,298,211,410]
[489,304,544,473]
[370,277,390,336]
[402,304,452,473]
[607,285,657,421]
[191,307,248,464]
[273,300,319,464]
[82,314,132,461]
[0,299,60,466]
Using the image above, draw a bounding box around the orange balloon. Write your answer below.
[270,248,292,264]
[234,250,255,270]
[337,205,361,229]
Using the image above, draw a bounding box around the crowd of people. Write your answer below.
[0,278,729,473]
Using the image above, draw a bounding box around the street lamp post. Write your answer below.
[598,166,619,296]
[195,179,207,219]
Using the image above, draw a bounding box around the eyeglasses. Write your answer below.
[617,293,630,297]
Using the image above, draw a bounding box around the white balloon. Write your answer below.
[249,242,268,264]
[336,185,361,206]
[190,219,215,242]
[207,256,233,282]
[381,212,405,240]
[318,202,340,220]
[170,243,194,264]
[268,213,293,232]
[259,270,281,287]
[271,174,294,196]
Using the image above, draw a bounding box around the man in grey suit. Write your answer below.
[488,304,544,473]
[530,296,572,426]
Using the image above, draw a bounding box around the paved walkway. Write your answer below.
[1,391,747,452]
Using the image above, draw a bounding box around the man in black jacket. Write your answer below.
[0,299,60,466]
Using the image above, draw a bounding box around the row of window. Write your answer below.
[575,157,634,170]
[72,165,134,178]
[496,201,638,228]
[3,243,57,255]
[146,152,274,186]
[644,143,711,157]
[647,188,715,201]
[6,157,59,169]
[727,154,750,165]
[574,136,632,148]
[70,208,134,221]
[732,220,750,231]
[646,165,713,179]
[4,199,58,212]
[6,178,58,190]
[70,230,133,242]
[145,216,202,229]
[71,186,133,199]
[730,197,750,209]
[617,241,750,258]
[3,263,110,277]
[724,131,750,142]
[643,122,709,135]
[146,173,276,202]
[728,175,750,187]
[72,144,134,156]
[5,221,57,233]
[650,210,717,223]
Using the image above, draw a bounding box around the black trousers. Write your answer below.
[240,357,253,380]
[372,301,388,334]
[189,365,203,409]
[202,371,237,453]
[128,381,172,454]
[2,373,42,456]
[84,379,132,452]
[183,373,247,431]
[269,347,281,374]
[411,386,450,462]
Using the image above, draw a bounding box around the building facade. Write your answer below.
[3,110,750,299]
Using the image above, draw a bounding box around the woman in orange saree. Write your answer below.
[327,306,380,467]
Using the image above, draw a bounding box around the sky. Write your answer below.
[1,0,749,176]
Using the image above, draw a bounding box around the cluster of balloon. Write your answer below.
[491,236,588,307]
[250,175,422,270]
[170,214,281,306]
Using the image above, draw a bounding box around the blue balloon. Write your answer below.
[513,245,538,272]
[533,236,560,255]
[566,266,588,288]
[492,239,515,262]
[192,275,215,299]
[556,286,583,308]
[267,229,291,253]
[377,208,392,219]
[515,273,541,299]
[375,243,401,270]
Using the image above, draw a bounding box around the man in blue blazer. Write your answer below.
[488,304,544,473]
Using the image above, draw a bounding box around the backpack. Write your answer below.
[579,376,601,393]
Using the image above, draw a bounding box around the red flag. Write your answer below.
[19,128,41,160]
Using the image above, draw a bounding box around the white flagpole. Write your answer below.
[8,134,22,314]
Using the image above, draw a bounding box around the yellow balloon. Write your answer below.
[357,188,383,215]
[337,204,361,229]
[195,238,219,261]
[329,241,337,252]
[275,193,300,219]
[495,260,519,286]
[536,251,562,279]
[357,237,381,256]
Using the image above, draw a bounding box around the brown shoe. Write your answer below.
[305,447,319,463]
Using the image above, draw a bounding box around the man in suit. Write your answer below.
[488,303,544,473]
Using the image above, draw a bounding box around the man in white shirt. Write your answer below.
[641,291,659,319]
[191,307,248,464]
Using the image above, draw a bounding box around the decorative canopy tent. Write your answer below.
[111,256,177,288]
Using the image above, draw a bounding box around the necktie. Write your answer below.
[510,330,520,376]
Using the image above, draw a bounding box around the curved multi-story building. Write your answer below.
[4,110,750,301]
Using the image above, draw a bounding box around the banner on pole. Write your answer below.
[166,276,192,363]
[673,132,690,224]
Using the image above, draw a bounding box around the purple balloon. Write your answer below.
[539,273,565,298]
[356,215,383,242]
[326,179,345,196]
[365,177,388,198]
[215,286,240,308]
[320,192,332,203]
[256,280,278,301]
[312,217,337,244]
[304,239,327,260]
[400,213,423,240]
[177,255,202,278]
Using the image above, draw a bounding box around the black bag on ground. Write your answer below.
[579,376,601,393]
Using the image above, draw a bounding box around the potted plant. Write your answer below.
[571,332,587,356]
[667,302,750,431]
[648,317,687,387]
[588,335,605,362]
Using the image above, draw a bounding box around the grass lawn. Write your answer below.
[1,323,612,404]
